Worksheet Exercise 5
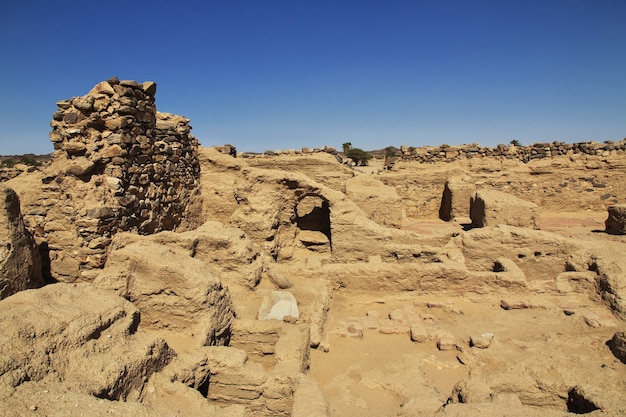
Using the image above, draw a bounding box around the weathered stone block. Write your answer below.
[259,291,300,321]
[0,186,44,299]
[470,189,540,229]
[346,175,403,228]
[439,176,475,221]
[605,204,626,235]
[607,332,626,363]
[65,157,95,176]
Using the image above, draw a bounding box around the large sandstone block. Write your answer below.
[0,186,43,299]
[439,176,475,221]
[346,174,403,228]
[605,204,626,235]
[43,78,202,282]
[121,221,264,289]
[0,283,173,400]
[470,189,540,229]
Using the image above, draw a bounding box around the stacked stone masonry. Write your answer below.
[43,78,200,281]
[397,140,626,164]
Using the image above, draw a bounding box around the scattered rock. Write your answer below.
[605,204,626,235]
[266,268,293,289]
[582,309,617,328]
[410,324,436,343]
[470,333,494,349]
[607,332,626,363]
[259,291,300,321]
[93,236,234,345]
[500,299,531,310]
[470,189,540,229]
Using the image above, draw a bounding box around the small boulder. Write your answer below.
[605,204,626,235]
[436,331,456,351]
[259,291,300,321]
[266,268,293,289]
[65,157,96,177]
[410,324,436,343]
[470,333,494,349]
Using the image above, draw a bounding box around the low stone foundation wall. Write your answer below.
[236,140,626,165]
[398,140,626,164]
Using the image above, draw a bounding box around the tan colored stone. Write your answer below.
[93,236,233,345]
[89,81,115,95]
[65,156,95,176]
[470,189,540,229]
[605,204,626,235]
[439,176,475,221]
[0,186,43,299]
[0,283,173,400]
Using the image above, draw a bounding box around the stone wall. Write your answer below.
[0,186,44,299]
[40,78,201,281]
[396,140,626,164]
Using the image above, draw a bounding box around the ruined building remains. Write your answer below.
[39,78,200,281]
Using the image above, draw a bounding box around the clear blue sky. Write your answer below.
[1,0,625,155]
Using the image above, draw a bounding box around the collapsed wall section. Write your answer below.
[42,78,201,281]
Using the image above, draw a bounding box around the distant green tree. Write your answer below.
[0,159,16,168]
[385,146,396,157]
[510,139,521,146]
[342,142,352,154]
[18,156,40,167]
[346,148,372,166]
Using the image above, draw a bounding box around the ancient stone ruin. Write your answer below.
[41,77,201,281]
[1,80,625,416]
[0,185,43,299]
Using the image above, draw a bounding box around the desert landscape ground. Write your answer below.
[1,79,625,416]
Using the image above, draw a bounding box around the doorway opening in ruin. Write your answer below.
[295,195,332,251]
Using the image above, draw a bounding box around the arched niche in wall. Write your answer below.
[295,195,331,252]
